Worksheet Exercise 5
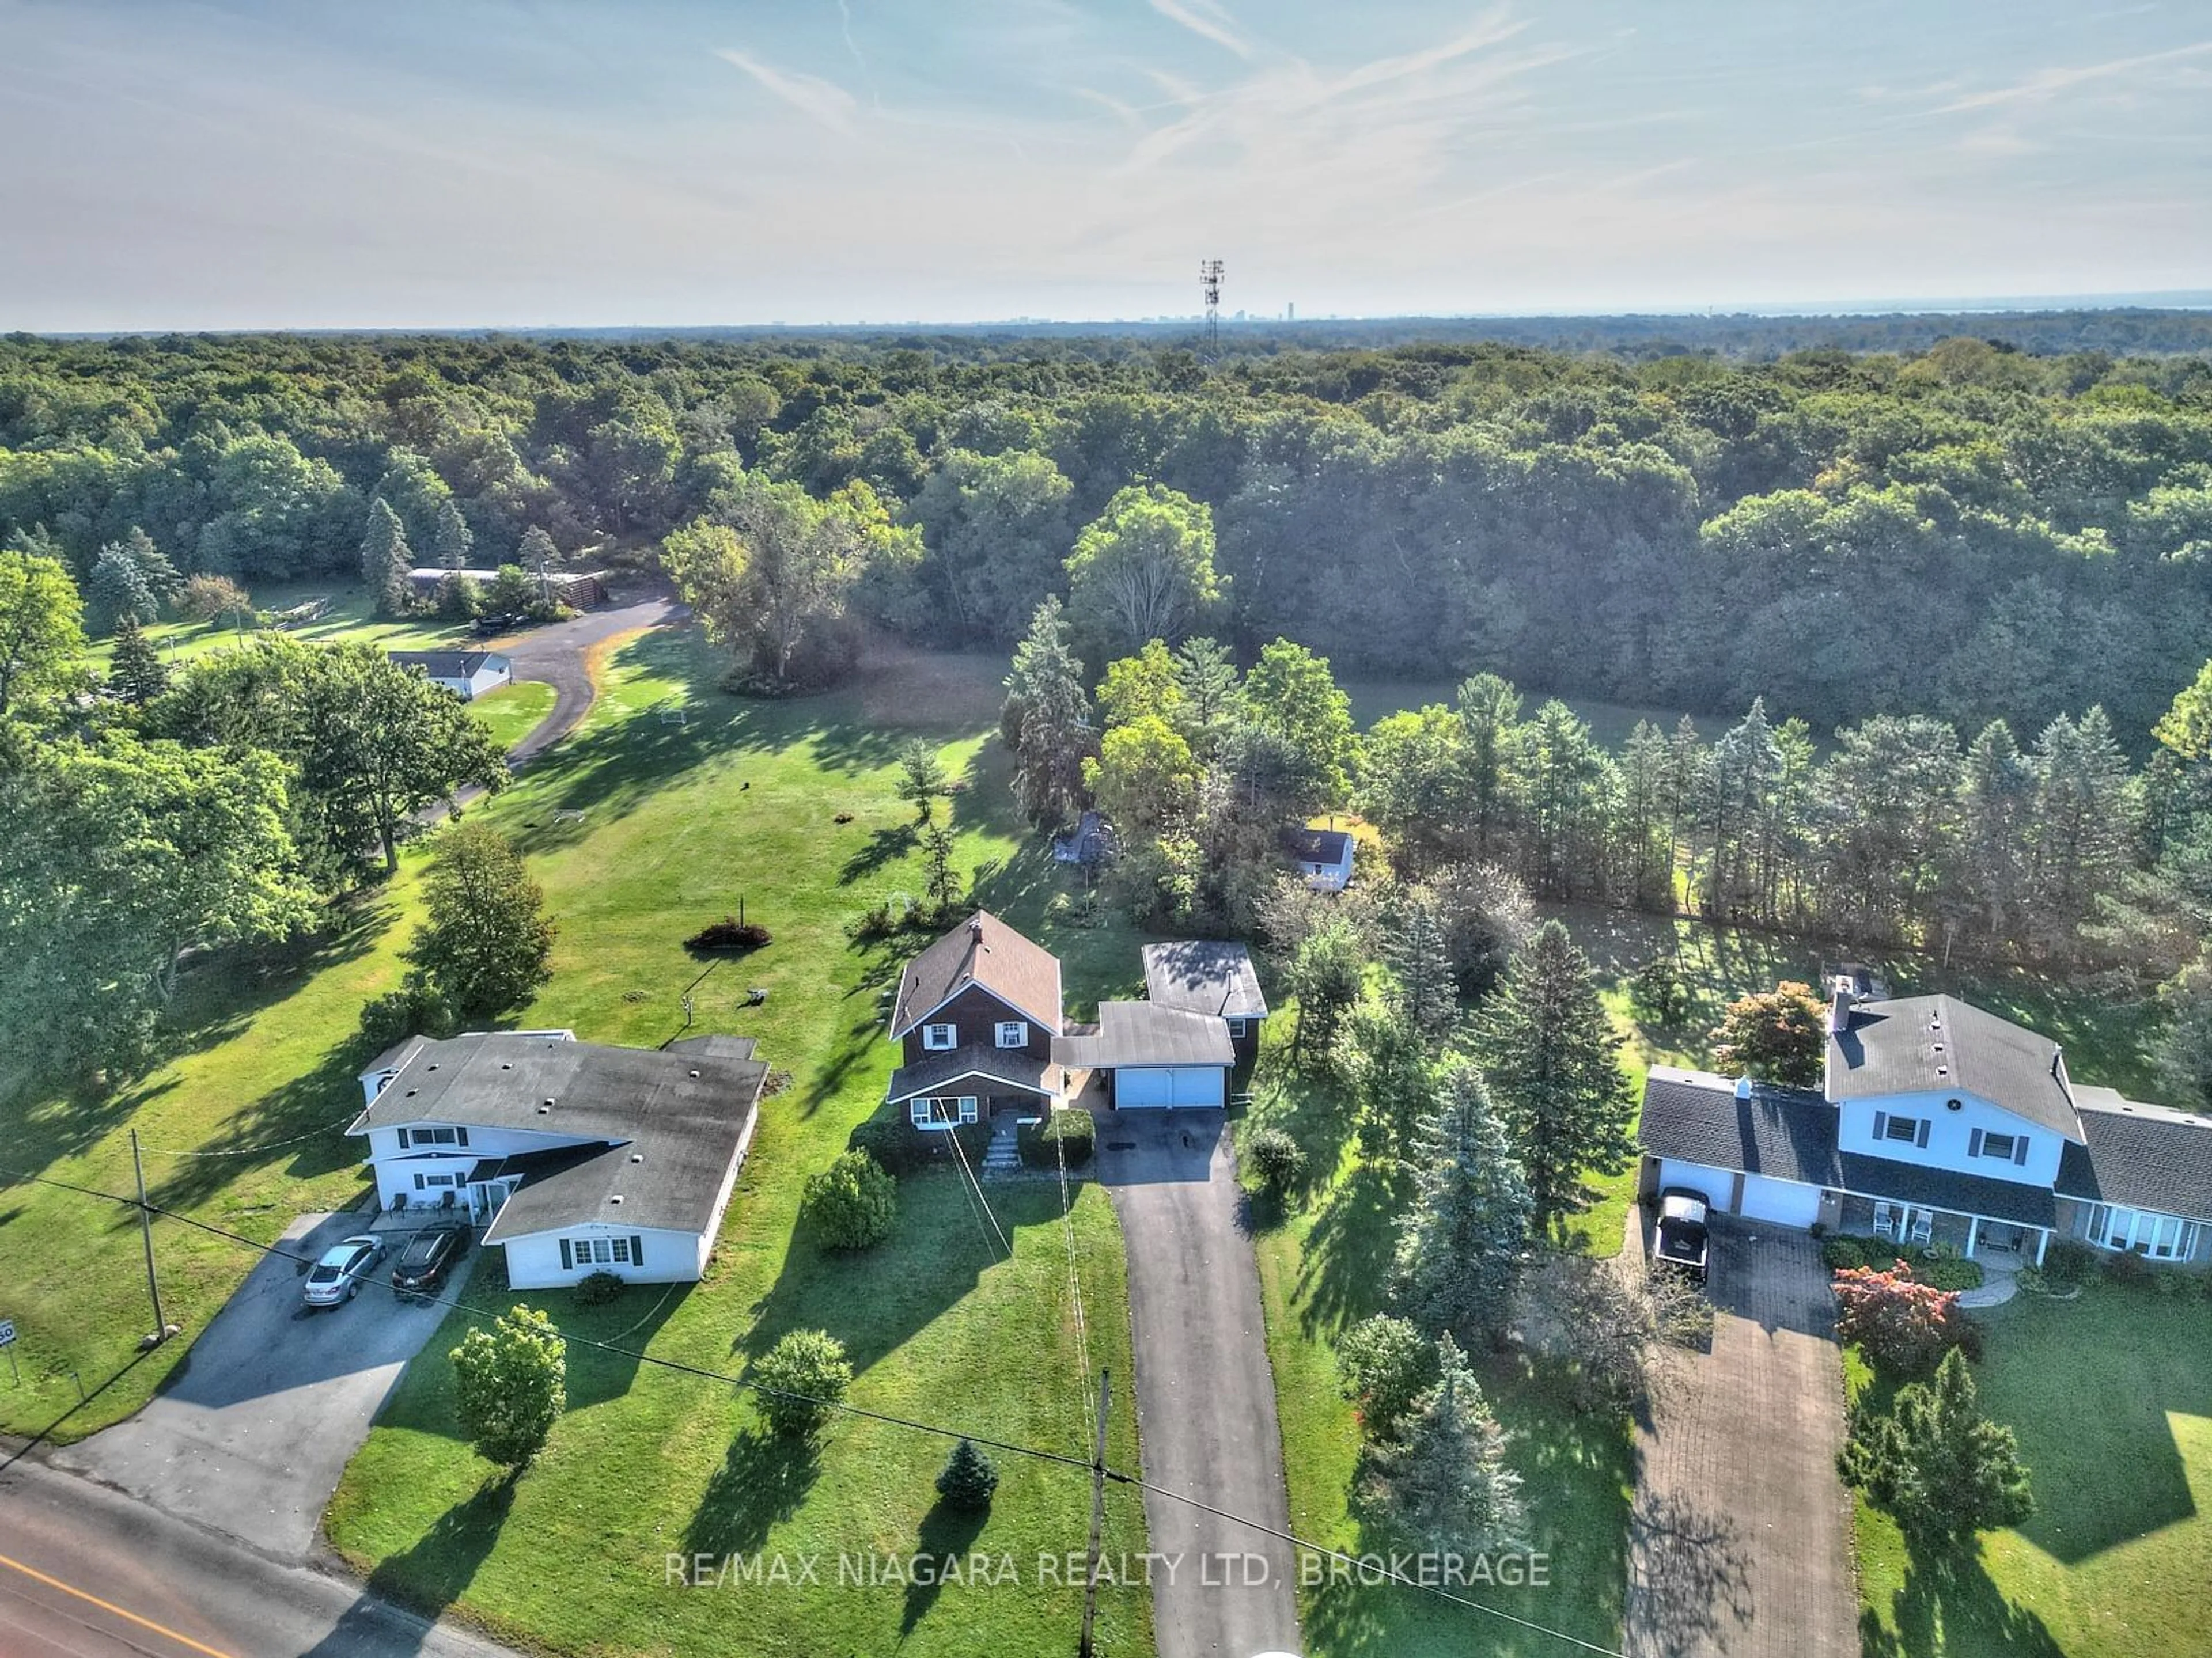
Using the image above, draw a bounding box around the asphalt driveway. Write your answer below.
[493,589,684,768]
[1097,1110,1302,1658]
[54,1208,475,1561]
[1624,1214,1857,1658]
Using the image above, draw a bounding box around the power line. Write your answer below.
[0,1164,1627,1657]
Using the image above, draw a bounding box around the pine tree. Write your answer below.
[920,823,963,915]
[1840,1348,2033,1546]
[518,524,561,574]
[107,613,168,705]
[2026,707,2137,958]
[936,1437,999,1511]
[85,544,159,635]
[361,498,415,616]
[1392,1061,1533,1346]
[1171,635,1240,750]
[1386,889,1460,1041]
[119,527,181,602]
[1358,1333,1524,1553]
[1478,919,1634,1231]
[432,498,475,570]
[1001,597,1093,828]
[1618,719,1673,910]
[1952,719,2034,945]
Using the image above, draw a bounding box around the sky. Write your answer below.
[2,0,2210,330]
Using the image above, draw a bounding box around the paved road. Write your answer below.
[53,1211,475,1562]
[1624,1214,1857,1658]
[0,1455,514,1658]
[493,590,684,767]
[1098,1111,1302,1658]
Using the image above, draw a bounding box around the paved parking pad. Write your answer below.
[56,1208,474,1561]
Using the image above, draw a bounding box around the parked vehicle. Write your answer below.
[390,1224,469,1295]
[303,1235,385,1308]
[1654,1188,1711,1283]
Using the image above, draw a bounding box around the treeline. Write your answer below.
[7,331,2212,735]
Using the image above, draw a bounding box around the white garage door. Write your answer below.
[1114,1066,1226,1109]
[1738,1173,1823,1228]
[1655,1159,1734,1211]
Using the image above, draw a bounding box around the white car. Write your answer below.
[303,1235,386,1308]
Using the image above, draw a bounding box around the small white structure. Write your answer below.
[1284,826,1356,892]
[388,648,513,701]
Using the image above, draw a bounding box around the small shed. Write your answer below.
[1283,826,1356,892]
[389,648,513,701]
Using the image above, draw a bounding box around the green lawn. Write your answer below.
[1850,1284,2212,1658]
[83,580,475,671]
[1235,1044,1635,1657]
[467,678,557,754]
[2,634,1156,1655]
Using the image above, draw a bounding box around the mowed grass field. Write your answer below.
[1,632,1155,1656]
[81,579,475,670]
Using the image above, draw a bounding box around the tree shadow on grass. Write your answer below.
[900,1498,990,1638]
[1861,1543,2063,1658]
[319,1470,519,1642]
[682,1428,821,1558]
[840,822,919,885]
[1293,1159,1409,1338]
[148,1039,375,1213]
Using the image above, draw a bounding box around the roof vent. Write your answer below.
[501,1062,513,1071]
[609,1194,623,1204]
[427,1063,439,1071]
[1932,1043,1944,1054]
[630,1152,644,1163]
[536,1103,551,1115]
[1936,1065,1950,1077]
[406,1088,418,1097]
[1733,1075,1754,1101]
[690,1069,700,1079]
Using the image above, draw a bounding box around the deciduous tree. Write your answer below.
[452,1305,568,1468]
[406,822,555,1022]
[1710,980,1828,1086]
[1063,483,1222,658]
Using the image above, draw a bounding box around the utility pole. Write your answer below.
[130,1130,166,1345]
[1078,1367,1112,1658]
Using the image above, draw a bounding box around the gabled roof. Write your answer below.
[890,912,1063,1038]
[350,1031,767,1238]
[1282,826,1354,866]
[1054,1001,1235,1070]
[1828,995,2083,1141]
[389,649,509,680]
[2056,1088,2212,1223]
[1142,940,1268,1021]
[885,1046,1054,1105]
[1638,1067,1842,1189]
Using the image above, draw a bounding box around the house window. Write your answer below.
[1226,1018,1249,1038]
[1973,1130,2020,1163]
[995,1020,1028,1049]
[2094,1206,2200,1260]
[412,1172,460,1190]
[923,1022,957,1051]
[1881,1113,1923,1144]
[410,1125,465,1147]
[908,1096,978,1129]
[572,1236,634,1268]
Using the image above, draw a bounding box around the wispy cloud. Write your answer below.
[1323,9,1528,98]
[1934,39,2212,113]
[714,46,857,133]
[1148,0,1254,62]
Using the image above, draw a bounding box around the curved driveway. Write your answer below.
[490,590,684,767]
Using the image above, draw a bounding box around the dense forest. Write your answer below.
[6,325,2212,741]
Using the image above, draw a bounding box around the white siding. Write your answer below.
[502,1225,704,1289]
[1655,1159,1734,1211]
[1836,1090,2063,1186]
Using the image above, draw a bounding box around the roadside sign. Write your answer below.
[0,1320,16,1347]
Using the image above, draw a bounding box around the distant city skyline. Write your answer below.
[4,1,2210,332]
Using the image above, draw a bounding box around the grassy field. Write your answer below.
[466,678,557,754]
[82,580,474,670]
[1849,1284,2212,1658]
[1340,678,1707,751]
[2,636,1157,1655]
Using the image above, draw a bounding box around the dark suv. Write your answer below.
[391,1224,469,1295]
[1654,1188,1711,1284]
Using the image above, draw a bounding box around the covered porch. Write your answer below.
[1834,1192,2051,1265]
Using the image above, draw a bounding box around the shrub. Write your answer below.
[685,916,772,952]
[353,984,452,1061]
[936,1438,999,1511]
[2040,1238,2100,1288]
[752,1329,851,1438]
[1821,1236,1872,1272]
[1245,1126,1308,1195]
[1335,1314,1438,1441]
[1020,1108,1096,1169]
[1628,955,1688,1023]
[2104,1248,2155,1289]
[575,1270,626,1306]
[450,1305,568,1467]
[801,1149,897,1250]
[1915,1255,1984,1293]
[1833,1262,1978,1377]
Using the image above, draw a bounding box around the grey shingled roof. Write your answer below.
[1828,995,2083,1141]
[2056,1089,2212,1222]
[348,1032,767,1240]
[885,1046,1054,1105]
[1638,1068,1843,1187]
[1282,827,1354,864]
[1142,940,1268,1022]
[389,648,507,680]
[891,912,1063,1038]
[1053,1001,1234,1071]
[1836,1155,2059,1230]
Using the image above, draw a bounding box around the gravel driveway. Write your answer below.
[53,1209,475,1561]
[1624,1214,1857,1658]
[1098,1110,1302,1658]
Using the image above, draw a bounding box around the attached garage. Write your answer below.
[1113,1065,1226,1110]
[1739,1172,1825,1228]
[1655,1158,1735,1212]
[1055,1000,1234,1111]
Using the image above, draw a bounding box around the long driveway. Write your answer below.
[52,1209,474,1562]
[492,590,683,767]
[1624,1215,1858,1658]
[1098,1110,1302,1658]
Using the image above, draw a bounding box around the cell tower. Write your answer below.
[1200,258,1224,355]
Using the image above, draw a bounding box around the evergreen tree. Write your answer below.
[1386,889,1460,1041]
[1171,635,1241,751]
[1340,999,1438,1162]
[432,498,475,570]
[1618,719,1675,909]
[1951,719,2035,946]
[360,498,415,616]
[2026,706,2137,958]
[1840,1348,2033,1546]
[85,544,159,635]
[1285,917,1366,1068]
[517,523,561,572]
[897,737,949,823]
[1358,1333,1524,1553]
[936,1437,999,1511]
[1455,673,1523,856]
[107,613,168,705]
[119,527,181,602]
[920,823,963,914]
[1478,919,1634,1230]
[1001,596,1093,828]
[1392,1061,1533,1346]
